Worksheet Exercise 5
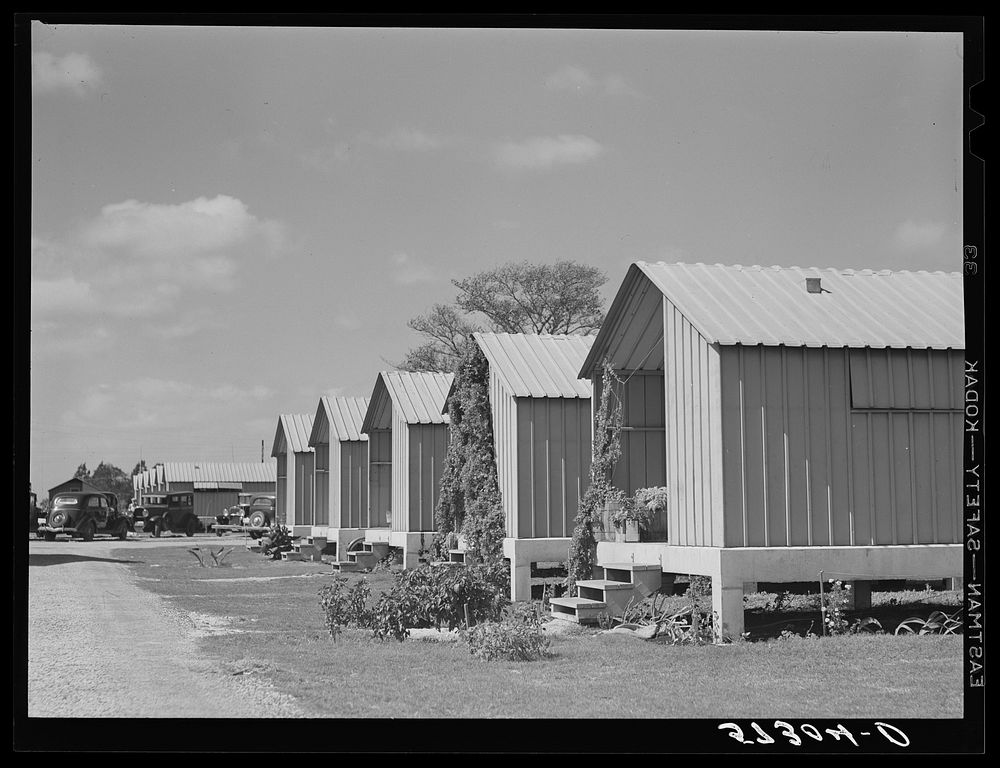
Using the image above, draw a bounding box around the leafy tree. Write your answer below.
[74,462,91,479]
[399,261,606,372]
[88,461,134,509]
[131,459,150,477]
[433,340,505,563]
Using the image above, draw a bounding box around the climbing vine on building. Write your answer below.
[566,360,625,590]
[434,339,505,563]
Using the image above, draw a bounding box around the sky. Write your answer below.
[28,23,965,497]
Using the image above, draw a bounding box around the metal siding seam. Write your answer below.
[865,412,876,545]
[950,410,960,543]
[739,346,749,547]
[529,403,536,539]
[888,413,898,545]
[803,349,813,546]
[906,350,918,543]
[760,346,769,547]
[561,402,568,538]
[679,306,689,545]
[544,399,552,538]
[844,356,856,546]
[927,357,939,541]
[782,346,791,547]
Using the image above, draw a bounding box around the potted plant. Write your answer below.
[608,489,648,543]
[632,486,669,542]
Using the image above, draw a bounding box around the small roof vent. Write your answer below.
[805,277,823,294]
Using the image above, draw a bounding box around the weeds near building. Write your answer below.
[567,360,624,590]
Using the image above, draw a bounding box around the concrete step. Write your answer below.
[347,550,377,564]
[306,536,328,548]
[363,541,390,557]
[320,556,361,572]
[576,579,636,591]
[549,596,608,625]
[601,563,662,594]
[281,551,306,562]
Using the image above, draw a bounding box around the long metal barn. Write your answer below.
[560,261,964,638]
[458,332,595,601]
[272,414,315,529]
[361,371,454,568]
[132,461,277,529]
[304,395,372,557]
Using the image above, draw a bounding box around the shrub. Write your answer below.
[320,561,512,642]
[317,576,373,640]
[467,603,552,662]
[895,610,963,635]
[261,524,294,560]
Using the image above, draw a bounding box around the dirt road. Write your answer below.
[27,535,303,718]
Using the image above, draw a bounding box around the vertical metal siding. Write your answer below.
[339,441,368,529]
[406,424,449,532]
[513,397,592,539]
[721,345,962,548]
[294,452,314,526]
[489,368,519,538]
[368,430,392,529]
[314,443,330,526]
[664,298,723,547]
[391,408,409,532]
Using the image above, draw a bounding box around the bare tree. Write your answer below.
[398,261,606,372]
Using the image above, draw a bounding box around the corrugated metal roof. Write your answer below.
[362,371,454,432]
[160,462,276,483]
[474,332,594,399]
[638,262,964,349]
[272,413,315,456]
[315,396,370,443]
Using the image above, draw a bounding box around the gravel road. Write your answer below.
[28,535,303,718]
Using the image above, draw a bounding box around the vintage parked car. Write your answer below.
[245,494,277,539]
[37,491,131,542]
[132,493,167,531]
[145,492,203,538]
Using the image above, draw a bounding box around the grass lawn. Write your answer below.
[121,544,964,719]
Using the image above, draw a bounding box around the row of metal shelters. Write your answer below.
[269,261,964,618]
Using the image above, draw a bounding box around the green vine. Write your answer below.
[434,339,505,563]
[566,360,624,590]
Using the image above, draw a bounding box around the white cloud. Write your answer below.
[893,219,948,251]
[31,276,99,316]
[389,252,434,284]
[31,195,285,336]
[83,195,283,260]
[32,51,103,95]
[544,66,641,97]
[493,135,605,171]
[371,128,446,152]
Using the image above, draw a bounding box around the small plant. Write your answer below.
[822,579,851,635]
[318,577,351,640]
[261,525,294,560]
[895,610,963,636]
[317,576,373,640]
[187,546,234,567]
[467,603,552,662]
[617,486,668,530]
